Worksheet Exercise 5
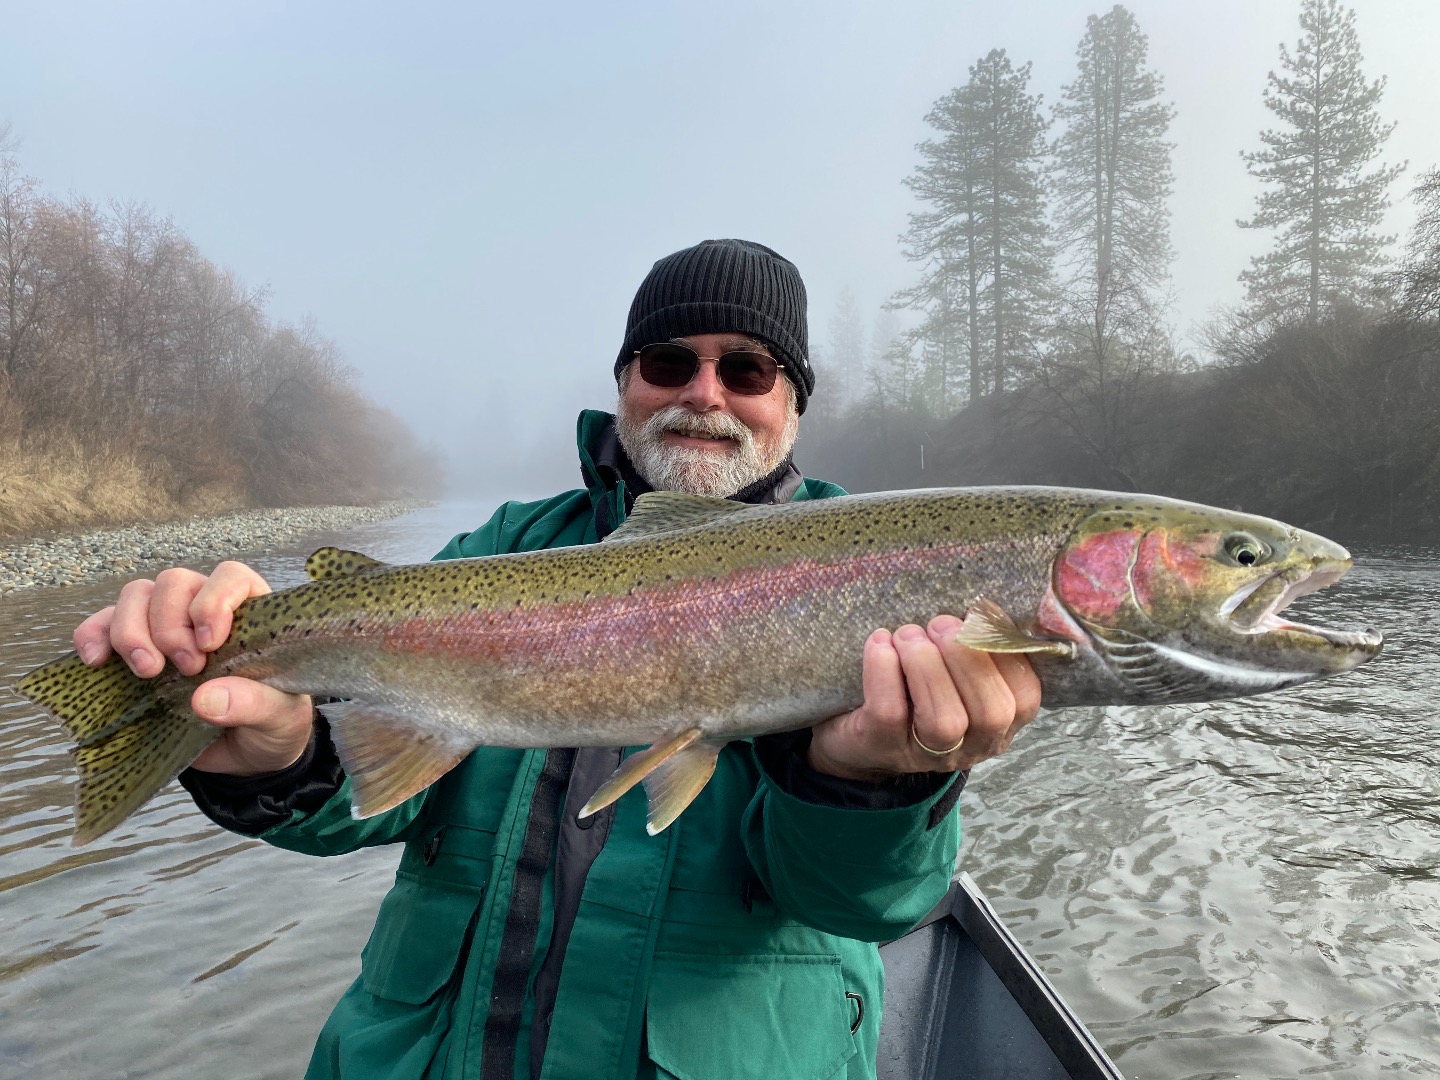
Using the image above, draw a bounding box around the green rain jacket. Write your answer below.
[242,411,964,1080]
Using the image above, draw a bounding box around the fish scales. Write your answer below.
[13,486,1382,843]
[211,492,1083,746]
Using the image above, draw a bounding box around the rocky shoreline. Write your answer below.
[0,502,424,594]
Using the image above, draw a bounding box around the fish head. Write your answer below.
[1048,497,1383,701]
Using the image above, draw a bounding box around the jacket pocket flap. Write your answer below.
[361,874,484,1005]
[647,952,856,1080]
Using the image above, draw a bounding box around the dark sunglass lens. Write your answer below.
[637,345,698,388]
[717,352,778,395]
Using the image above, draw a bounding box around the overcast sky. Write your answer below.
[1,0,1433,496]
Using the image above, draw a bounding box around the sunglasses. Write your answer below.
[633,342,785,396]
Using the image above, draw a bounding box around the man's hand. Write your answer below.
[808,615,1041,781]
[72,561,314,777]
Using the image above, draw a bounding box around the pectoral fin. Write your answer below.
[578,727,707,824]
[320,701,476,818]
[957,598,1077,659]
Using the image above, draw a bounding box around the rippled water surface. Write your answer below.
[1,503,1436,1079]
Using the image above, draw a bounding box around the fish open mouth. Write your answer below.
[1220,560,1382,653]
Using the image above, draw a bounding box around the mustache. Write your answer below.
[642,407,752,444]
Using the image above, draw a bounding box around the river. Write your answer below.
[0,501,1435,1079]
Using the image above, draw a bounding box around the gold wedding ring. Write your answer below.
[911,722,964,757]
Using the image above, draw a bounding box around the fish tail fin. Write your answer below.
[15,654,218,845]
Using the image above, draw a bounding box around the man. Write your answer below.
[74,239,1040,1080]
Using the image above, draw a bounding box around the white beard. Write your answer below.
[615,403,797,498]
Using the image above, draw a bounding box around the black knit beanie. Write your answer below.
[614,239,815,413]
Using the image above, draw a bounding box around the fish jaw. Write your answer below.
[1215,552,1382,673]
[1051,502,1383,702]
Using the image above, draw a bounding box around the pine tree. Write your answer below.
[826,286,866,410]
[869,307,901,378]
[1041,5,1176,489]
[1051,4,1175,353]
[1394,168,1440,319]
[895,48,1052,408]
[1239,0,1402,324]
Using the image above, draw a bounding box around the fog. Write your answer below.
[2,0,1435,499]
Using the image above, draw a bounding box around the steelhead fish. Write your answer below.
[15,487,1382,845]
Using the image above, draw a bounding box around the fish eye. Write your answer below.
[1223,533,1269,567]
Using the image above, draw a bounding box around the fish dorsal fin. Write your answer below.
[305,547,386,581]
[604,492,748,542]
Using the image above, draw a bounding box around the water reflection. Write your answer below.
[963,553,1440,1076]
[0,506,1437,1078]
[0,500,500,1080]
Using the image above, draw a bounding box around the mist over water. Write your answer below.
[0,505,1436,1079]
[4,1,1439,505]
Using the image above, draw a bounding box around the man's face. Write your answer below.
[615,332,800,498]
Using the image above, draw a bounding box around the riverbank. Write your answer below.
[0,501,425,594]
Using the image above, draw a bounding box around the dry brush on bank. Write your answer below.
[0,146,439,537]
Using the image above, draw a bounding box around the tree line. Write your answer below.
[804,0,1438,544]
[0,136,438,534]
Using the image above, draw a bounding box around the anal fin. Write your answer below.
[578,727,704,822]
[957,597,1078,658]
[319,700,476,818]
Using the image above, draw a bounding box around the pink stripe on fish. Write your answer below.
[377,543,979,661]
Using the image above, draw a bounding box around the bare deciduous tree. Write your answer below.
[0,140,437,532]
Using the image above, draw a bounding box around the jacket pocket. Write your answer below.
[646,952,857,1080]
[360,872,486,1005]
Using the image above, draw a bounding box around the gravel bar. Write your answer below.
[0,502,425,595]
